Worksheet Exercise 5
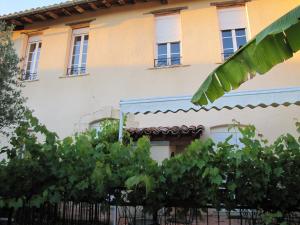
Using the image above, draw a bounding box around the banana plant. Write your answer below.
[192,5,300,105]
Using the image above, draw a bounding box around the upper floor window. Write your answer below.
[218,7,247,60]
[68,28,89,76]
[155,13,181,67]
[23,35,42,81]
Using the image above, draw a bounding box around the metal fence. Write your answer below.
[0,202,110,225]
[21,72,38,81]
[1,203,300,225]
[154,57,181,67]
[66,66,87,76]
[116,206,300,225]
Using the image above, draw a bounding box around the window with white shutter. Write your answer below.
[218,7,248,60]
[154,13,181,67]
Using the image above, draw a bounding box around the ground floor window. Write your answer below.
[210,125,243,147]
[89,118,118,133]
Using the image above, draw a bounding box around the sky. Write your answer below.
[0,0,64,15]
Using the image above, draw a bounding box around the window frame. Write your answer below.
[23,36,42,81]
[221,28,247,60]
[89,118,118,133]
[68,28,89,76]
[155,41,181,67]
[210,125,244,147]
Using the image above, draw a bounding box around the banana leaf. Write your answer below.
[192,5,300,106]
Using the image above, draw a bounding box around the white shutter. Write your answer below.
[28,35,41,43]
[218,7,247,30]
[72,27,89,35]
[155,14,181,43]
[151,148,170,164]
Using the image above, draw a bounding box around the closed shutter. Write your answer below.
[155,13,181,43]
[28,35,41,43]
[72,27,89,35]
[218,7,247,30]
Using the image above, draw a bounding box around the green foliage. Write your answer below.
[0,111,60,208]
[0,113,300,218]
[0,112,159,207]
[261,211,284,225]
[0,21,25,134]
[159,139,219,207]
[192,5,300,105]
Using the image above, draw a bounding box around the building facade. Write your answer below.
[1,0,300,162]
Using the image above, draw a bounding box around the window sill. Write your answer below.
[20,78,39,83]
[148,64,190,70]
[59,73,90,78]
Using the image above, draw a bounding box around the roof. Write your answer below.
[127,125,204,140]
[0,0,167,28]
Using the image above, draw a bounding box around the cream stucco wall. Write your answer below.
[9,0,300,149]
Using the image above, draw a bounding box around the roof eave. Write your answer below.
[0,0,168,29]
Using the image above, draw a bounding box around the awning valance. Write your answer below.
[118,87,300,140]
[120,87,300,115]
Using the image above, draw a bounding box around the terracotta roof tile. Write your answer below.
[127,125,204,140]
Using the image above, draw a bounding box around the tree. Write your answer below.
[192,5,300,106]
[0,21,25,134]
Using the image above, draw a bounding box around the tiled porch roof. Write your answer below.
[127,125,204,140]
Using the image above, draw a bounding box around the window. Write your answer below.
[89,118,118,133]
[23,36,42,81]
[68,28,89,76]
[157,42,180,67]
[218,7,247,60]
[221,28,247,59]
[90,121,103,133]
[155,13,181,67]
[210,125,243,147]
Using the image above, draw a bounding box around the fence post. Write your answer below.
[7,208,13,225]
[114,203,118,225]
